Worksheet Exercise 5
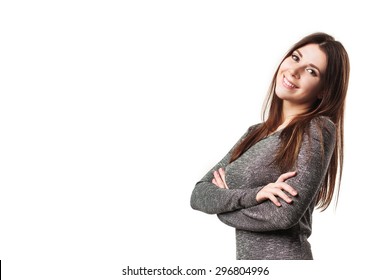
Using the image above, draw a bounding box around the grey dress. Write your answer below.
[190,116,336,260]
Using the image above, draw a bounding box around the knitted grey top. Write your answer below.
[190,116,336,260]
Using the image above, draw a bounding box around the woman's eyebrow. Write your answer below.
[309,64,321,75]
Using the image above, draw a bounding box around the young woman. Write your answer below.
[190,32,350,260]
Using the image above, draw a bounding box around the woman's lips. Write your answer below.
[282,76,298,89]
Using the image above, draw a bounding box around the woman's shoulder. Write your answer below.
[313,115,335,125]
[247,122,263,131]
[310,115,336,129]
[308,116,336,140]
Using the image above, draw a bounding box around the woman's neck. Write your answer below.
[281,101,311,122]
[276,101,311,131]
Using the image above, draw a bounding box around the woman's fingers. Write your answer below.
[256,172,299,205]
[213,170,226,189]
[212,168,229,189]
[261,188,292,206]
[266,194,281,207]
[219,168,229,189]
[276,171,297,183]
[277,182,298,197]
[273,188,293,204]
[275,171,298,197]
[256,182,297,205]
[213,171,223,187]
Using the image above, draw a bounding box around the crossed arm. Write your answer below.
[216,122,336,232]
[191,119,336,232]
[190,124,263,214]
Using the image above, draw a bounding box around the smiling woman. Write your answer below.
[276,44,327,109]
[190,33,350,260]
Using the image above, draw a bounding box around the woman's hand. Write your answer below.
[212,168,229,189]
[256,171,298,207]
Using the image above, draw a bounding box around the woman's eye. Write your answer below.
[307,68,317,76]
[292,54,299,62]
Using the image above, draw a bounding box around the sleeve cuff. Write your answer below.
[241,186,263,208]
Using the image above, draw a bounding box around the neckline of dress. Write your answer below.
[264,128,283,139]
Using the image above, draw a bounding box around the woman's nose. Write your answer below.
[289,67,300,79]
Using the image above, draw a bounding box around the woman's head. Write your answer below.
[268,32,350,123]
[275,43,327,113]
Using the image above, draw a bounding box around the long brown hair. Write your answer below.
[230,33,350,211]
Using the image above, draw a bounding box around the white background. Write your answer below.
[1,0,389,279]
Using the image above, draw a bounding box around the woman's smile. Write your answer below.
[282,75,298,90]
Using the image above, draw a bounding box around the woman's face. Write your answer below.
[275,43,327,108]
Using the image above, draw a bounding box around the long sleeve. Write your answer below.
[190,124,263,214]
[217,118,336,232]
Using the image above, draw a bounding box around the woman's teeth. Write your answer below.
[283,77,296,89]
